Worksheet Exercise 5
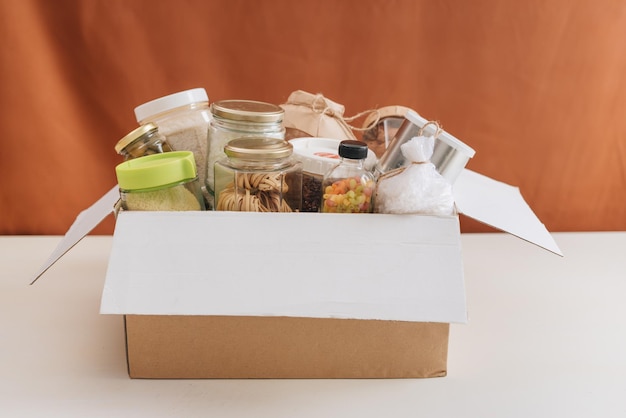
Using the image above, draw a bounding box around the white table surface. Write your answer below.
[1,232,625,417]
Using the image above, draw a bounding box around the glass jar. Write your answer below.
[321,140,375,213]
[206,100,285,206]
[290,137,376,213]
[134,88,211,195]
[114,123,172,160]
[214,137,301,212]
[115,151,206,211]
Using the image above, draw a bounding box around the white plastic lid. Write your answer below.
[134,88,209,123]
[290,137,376,175]
[405,110,476,158]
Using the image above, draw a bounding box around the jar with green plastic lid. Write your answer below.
[114,123,172,160]
[115,151,206,211]
[214,137,301,212]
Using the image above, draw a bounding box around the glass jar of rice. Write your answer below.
[115,151,206,211]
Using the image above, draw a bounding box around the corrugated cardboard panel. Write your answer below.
[101,211,467,324]
[125,315,449,379]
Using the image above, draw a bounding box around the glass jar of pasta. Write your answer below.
[206,100,285,206]
[214,137,301,212]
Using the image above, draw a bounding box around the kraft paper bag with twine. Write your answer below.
[280,90,377,141]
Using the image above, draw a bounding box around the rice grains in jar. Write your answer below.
[214,137,301,212]
[115,151,206,211]
[134,88,211,194]
[206,100,285,206]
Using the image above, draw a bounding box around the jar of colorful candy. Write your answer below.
[321,140,375,213]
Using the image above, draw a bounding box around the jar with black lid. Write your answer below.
[214,137,301,212]
[321,140,375,213]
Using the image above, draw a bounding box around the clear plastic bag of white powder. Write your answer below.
[375,135,455,216]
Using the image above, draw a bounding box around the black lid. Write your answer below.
[338,140,368,159]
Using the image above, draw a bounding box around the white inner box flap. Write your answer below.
[101,211,468,324]
[454,169,562,256]
[31,185,119,284]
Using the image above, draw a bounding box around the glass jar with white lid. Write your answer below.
[134,88,211,196]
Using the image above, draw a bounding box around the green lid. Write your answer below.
[115,151,197,191]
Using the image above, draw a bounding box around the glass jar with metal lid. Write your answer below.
[115,151,206,211]
[214,137,301,212]
[114,123,172,160]
[205,100,285,206]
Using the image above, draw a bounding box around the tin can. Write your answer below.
[375,110,475,184]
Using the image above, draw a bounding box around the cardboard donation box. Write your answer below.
[34,167,561,379]
[95,169,561,379]
[103,211,464,379]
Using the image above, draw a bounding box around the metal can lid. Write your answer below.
[115,151,197,191]
[134,88,209,123]
[211,100,284,123]
[114,123,160,154]
[224,137,292,161]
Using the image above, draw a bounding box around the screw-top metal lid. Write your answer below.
[134,88,209,123]
[338,140,369,160]
[114,123,160,154]
[115,151,197,191]
[211,100,284,123]
[224,137,292,161]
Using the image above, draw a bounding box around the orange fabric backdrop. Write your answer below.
[1,0,625,235]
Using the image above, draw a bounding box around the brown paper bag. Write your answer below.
[280,90,359,141]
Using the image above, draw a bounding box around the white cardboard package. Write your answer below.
[33,168,561,378]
